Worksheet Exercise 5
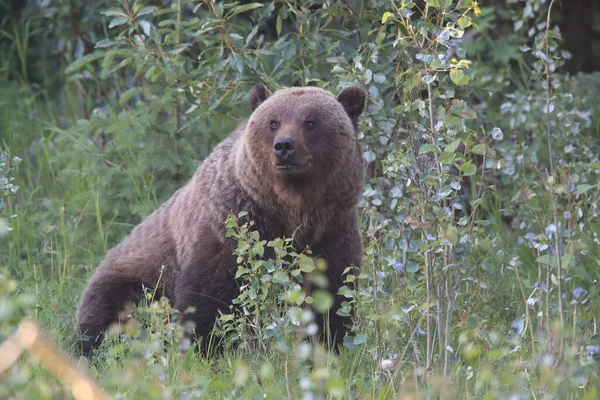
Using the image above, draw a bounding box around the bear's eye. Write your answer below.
[270,120,280,130]
[304,121,316,130]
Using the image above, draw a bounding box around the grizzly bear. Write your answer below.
[77,84,366,355]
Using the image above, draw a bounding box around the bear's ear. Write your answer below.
[337,86,366,122]
[249,84,272,111]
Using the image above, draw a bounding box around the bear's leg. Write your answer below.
[77,269,145,355]
[312,224,362,350]
[172,266,239,350]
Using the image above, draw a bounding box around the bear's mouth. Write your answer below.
[276,163,302,174]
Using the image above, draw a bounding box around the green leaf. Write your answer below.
[95,39,114,48]
[138,20,152,36]
[327,377,345,398]
[336,302,351,317]
[444,139,462,154]
[299,256,315,273]
[536,254,558,267]
[449,68,470,86]
[109,57,132,75]
[229,52,243,73]
[343,335,357,348]
[471,143,487,156]
[428,0,452,9]
[446,226,458,244]
[337,286,353,298]
[254,241,265,257]
[249,231,260,241]
[457,16,472,29]
[312,290,333,313]
[235,267,249,279]
[419,144,441,154]
[575,184,594,195]
[109,16,129,29]
[381,12,394,24]
[137,6,157,17]
[443,113,462,127]
[561,252,573,270]
[220,314,234,322]
[272,271,289,284]
[408,72,422,90]
[65,52,105,75]
[406,263,419,273]
[237,240,250,252]
[572,265,593,282]
[457,0,472,9]
[353,333,367,345]
[288,289,305,305]
[100,49,116,79]
[101,9,126,17]
[311,274,328,289]
[228,3,264,18]
[438,151,455,164]
[276,14,282,37]
[461,161,477,176]
[461,344,481,365]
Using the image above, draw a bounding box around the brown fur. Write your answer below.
[77,84,366,354]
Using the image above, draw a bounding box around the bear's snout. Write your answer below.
[274,136,304,175]
[274,137,296,161]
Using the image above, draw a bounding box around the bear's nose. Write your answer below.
[273,137,296,161]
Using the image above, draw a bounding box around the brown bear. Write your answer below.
[76,84,366,355]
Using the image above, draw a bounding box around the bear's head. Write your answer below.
[241,84,365,207]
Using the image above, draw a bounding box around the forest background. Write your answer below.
[1,0,600,398]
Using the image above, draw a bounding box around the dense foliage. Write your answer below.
[1,0,599,398]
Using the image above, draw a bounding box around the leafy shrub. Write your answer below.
[215,212,338,354]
